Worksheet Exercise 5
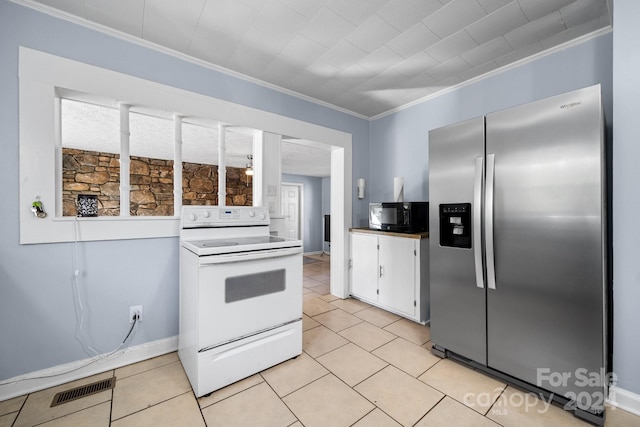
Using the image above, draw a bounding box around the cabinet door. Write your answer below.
[378,235,416,317]
[350,233,379,302]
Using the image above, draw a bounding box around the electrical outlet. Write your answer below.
[129,305,143,323]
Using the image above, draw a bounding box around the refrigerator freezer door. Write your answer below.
[429,116,487,365]
[485,86,605,409]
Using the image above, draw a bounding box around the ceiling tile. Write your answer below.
[356,68,409,92]
[317,73,361,99]
[143,0,205,52]
[340,64,377,81]
[517,0,575,21]
[462,36,513,67]
[392,51,439,78]
[504,11,566,49]
[402,71,438,90]
[477,0,513,14]
[280,34,329,65]
[423,0,487,39]
[466,1,528,45]
[251,0,309,43]
[189,27,239,65]
[227,44,274,76]
[346,14,400,53]
[386,23,440,58]
[433,75,463,91]
[458,60,500,80]
[318,40,369,70]
[238,27,289,60]
[300,7,357,48]
[289,71,332,94]
[428,56,472,80]
[262,56,309,86]
[197,0,257,37]
[327,0,388,25]
[236,0,270,10]
[426,30,478,63]
[84,0,144,36]
[305,60,343,79]
[189,0,258,64]
[494,41,544,66]
[540,16,609,49]
[560,0,608,28]
[359,46,406,74]
[278,0,327,19]
[377,0,443,32]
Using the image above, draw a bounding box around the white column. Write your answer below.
[173,114,183,216]
[119,103,131,216]
[218,124,227,206]
[252,131,264,207]
[252,131,281,214]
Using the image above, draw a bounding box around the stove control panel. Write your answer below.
[181,206,270,228]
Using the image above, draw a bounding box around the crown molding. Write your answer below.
[9,0,370,121]
[370,26,613,121]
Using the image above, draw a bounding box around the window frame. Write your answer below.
[19,47,352,244]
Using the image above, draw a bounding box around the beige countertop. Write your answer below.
[349,227,429,239]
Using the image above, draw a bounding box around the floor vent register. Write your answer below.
[50,377,116,407]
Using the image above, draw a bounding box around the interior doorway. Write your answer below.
[281,183,302,240]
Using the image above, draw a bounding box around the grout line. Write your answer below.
[110,390,194,424]
[413,394,448,426]
[108,370,115,426]
[198,379,265,410]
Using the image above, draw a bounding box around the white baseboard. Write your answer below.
[608,385,640,417]
[0,336,178,402]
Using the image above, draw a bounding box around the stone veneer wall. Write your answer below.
[62,148,252,216]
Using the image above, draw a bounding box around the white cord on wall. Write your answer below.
[72,217,100,357]
[0,219,139,387]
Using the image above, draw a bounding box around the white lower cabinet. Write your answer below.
[350,231,429,323]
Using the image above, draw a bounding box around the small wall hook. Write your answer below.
[31,199,47,218]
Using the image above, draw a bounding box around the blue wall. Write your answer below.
[0,0,368,381]
[281,174,323,253]
[612,0,640,397]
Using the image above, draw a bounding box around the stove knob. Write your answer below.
[189,213,197,221]
[260,213,266,220]
[248,210,256,217]
[202,210,210,218]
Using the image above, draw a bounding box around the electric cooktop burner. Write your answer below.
[192,236,288,248]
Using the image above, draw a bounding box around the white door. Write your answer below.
[350,233,379,302]
[378,235,416,317]
[281,184,300,239]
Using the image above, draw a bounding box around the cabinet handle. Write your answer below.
[379,265,384,278]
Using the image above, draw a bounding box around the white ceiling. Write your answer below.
[25,0,612,177]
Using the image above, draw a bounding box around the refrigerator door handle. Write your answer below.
[486,153,497,290]
[474,156,484,289]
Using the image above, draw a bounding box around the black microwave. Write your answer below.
[369,202,429,233]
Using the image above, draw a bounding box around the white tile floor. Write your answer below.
[1,254,639,426]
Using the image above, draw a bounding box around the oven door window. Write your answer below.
[225,269,285,303]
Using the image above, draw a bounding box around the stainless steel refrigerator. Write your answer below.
[428,84,608,424]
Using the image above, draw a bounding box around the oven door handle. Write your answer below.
[198,247,302,264]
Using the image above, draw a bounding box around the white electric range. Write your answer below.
[178,206,303,397]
